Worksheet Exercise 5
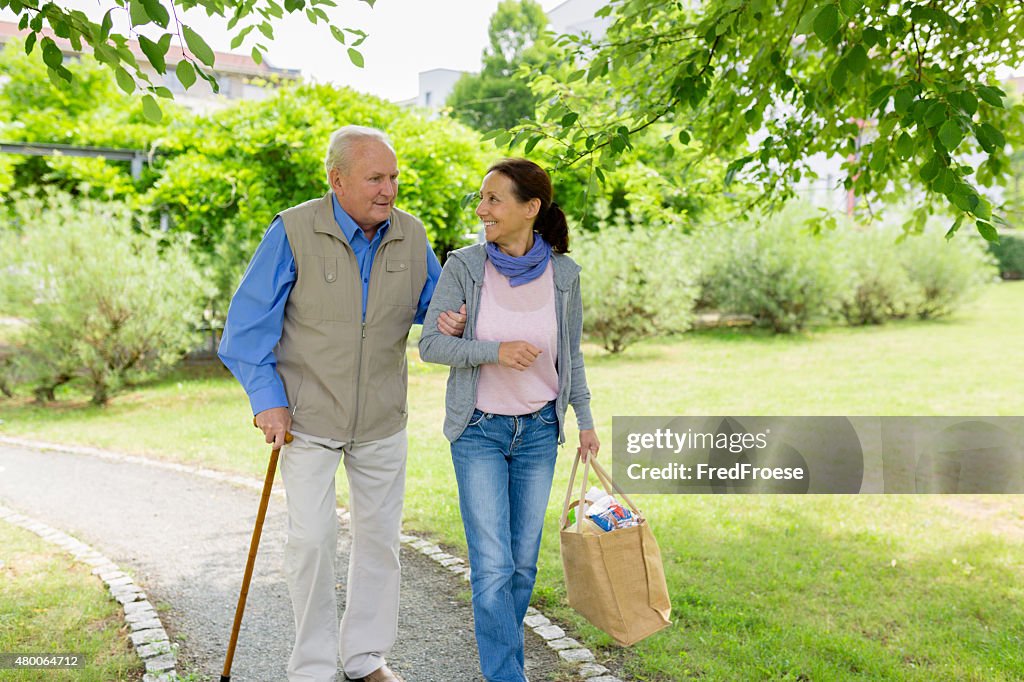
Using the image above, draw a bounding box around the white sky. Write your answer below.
[1,0,567,102]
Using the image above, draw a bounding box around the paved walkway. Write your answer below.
[0,442,572,681]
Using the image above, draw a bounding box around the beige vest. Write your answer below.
[276,192,428,442]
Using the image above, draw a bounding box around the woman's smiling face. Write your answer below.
[476,171,540,249]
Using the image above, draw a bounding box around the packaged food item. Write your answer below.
[566,487,637,533]
[566,502,605,534]
[585,493,638,532]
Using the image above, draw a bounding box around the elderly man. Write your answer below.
[219,125,464,682]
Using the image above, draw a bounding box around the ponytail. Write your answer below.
[536,201,569,254]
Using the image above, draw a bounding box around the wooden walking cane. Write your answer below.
[220,420,293,682]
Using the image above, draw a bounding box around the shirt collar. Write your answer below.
[331,193,390,245]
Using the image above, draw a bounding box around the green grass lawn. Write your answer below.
[1,282,1022,680]
[0,523,143,681]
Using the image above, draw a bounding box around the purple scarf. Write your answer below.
[485,234,552,287]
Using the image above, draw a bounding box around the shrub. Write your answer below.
[898,230,998,319]
[987,233,1024,280]
[0,193,210,404]
[834,227,918,325]
[143,82,488,328]
[574,215,699,353]
[702,205,847,333]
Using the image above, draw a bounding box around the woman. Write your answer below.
[419,158,599,682]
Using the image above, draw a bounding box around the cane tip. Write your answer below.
[220,676,231,682]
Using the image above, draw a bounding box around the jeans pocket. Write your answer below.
[467,409,486,427]
[537,403,558,426]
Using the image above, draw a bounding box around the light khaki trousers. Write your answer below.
[280,428,407,682]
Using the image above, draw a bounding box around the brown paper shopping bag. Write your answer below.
[558,453,671,646]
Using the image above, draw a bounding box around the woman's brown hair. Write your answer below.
[486,158,569,254]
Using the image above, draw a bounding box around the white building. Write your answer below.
[396,68,466,110]
[547,0,612,38]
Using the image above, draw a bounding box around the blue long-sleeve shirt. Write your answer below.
[218,194,442,415]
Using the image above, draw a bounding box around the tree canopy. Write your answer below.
[446,0,556,132]
[0,0,372,121]
[6,0,1022,239]
[503,0,1024,239]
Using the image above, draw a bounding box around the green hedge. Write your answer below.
[987,233,1024,279]
[574,215,699,353]
[573,204,999,346]
[701,205,848,333]
[0,192,210,404]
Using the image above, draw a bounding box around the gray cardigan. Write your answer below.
[418,243,594,444]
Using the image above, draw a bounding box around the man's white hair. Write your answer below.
[324,125,395,181]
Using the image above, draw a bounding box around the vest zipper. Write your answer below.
[351,237,385,441]
[351,320,365,441]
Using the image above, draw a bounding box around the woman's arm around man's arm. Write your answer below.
[419,256,500,369]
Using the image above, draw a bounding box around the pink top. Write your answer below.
[475,259,559,415]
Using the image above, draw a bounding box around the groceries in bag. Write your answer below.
[567,486,638,533]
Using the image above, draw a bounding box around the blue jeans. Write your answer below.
[450,402,560,682]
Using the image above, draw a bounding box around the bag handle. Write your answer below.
[558,451,581,530]
[560,452,645,531]
[560,450,591,532]
[588,456,642,519]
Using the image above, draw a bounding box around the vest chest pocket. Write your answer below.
[293,255,353,322]
[383,258,416,308]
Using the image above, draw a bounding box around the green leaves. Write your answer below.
[846,44,868,74]
[40,38,62,70]
[920,100,946,128]
[99,9,114,40]
[175,59,197,90]
[523,134,542,155]
[919,155,940,183]
[937,119,963,152]
[138,34,171,73]
[6,0,376,133]
[115,66,135,94]
[949,90,978,116]
[813,4,841,42]
[839,0,862,16]
[231,25,255,49]
[40,36,71,82]
[347,48,364,68]
[129,0,149,26]
[975,123,1005,153]
[975,221,998,243]
[724,154,754,187]
[868,84,892,110]
[183,25,216,67]
[141,94,162,122]
[142,0,170,27]
[893,86,915,114]
[895,132,915,159]
[976,85,1005,108]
